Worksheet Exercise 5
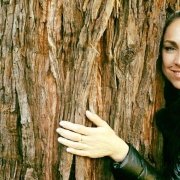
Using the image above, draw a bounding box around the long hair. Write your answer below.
[156,10,180,177]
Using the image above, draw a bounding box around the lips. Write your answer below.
[172,70,180,78]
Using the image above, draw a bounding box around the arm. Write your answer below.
[112,144,162,180]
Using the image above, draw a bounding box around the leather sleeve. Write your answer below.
[112,144,162,180]
[171,154,180,179]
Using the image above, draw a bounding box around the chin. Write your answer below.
[171,81,180,90]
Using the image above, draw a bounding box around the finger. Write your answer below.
[86,110,109,127]
[58,137,87,150]
[56,128,82,142]
[66,148,90,157]
[59,121,93,135]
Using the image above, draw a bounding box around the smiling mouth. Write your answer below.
[172,70,180,78]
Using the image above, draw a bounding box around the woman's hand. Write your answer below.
[56,110,129,162]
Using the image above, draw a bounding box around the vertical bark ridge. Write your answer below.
[0,0,179,179]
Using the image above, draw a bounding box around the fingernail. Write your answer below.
[58,137,63,142]
[56,128,60,133]
[86,110,90,114]
[59,121,66,126]
[86,110,92,116]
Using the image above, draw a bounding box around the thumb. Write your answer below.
[86,110,109,127]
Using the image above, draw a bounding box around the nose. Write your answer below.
[174,51,180,66]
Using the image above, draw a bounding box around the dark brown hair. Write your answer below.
[156,10,180,178]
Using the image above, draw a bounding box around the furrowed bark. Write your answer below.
[0,0,179,179]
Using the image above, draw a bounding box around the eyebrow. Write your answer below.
[163,40,177,47]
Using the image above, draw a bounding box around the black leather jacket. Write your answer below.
[112,144,180,180]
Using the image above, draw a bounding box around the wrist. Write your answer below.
[110,137,129,162]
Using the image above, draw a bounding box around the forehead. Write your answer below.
[164,18,180,41]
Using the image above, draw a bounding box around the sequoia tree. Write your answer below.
[0,0,179,179]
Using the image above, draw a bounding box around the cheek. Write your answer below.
[162,54,168,70]
[162,54,171,79]
[162,51,172,67]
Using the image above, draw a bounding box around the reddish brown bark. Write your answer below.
[0,0,179,179]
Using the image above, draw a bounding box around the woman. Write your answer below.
[56,11,180,179]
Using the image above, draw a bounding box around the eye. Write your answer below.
[163,46,176,52]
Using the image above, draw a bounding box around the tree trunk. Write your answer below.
[0,0,179,179]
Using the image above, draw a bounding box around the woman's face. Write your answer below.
[162,18,180,89]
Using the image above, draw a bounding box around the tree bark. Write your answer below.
[0,0,179,179]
